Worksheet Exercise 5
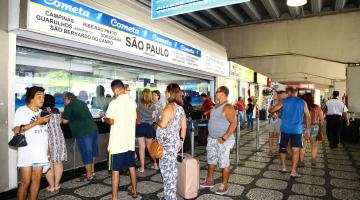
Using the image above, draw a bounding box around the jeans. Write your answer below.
[184,117,192,151]
[238,112,244,127]
[247,113,253,129]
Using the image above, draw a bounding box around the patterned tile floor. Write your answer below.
[35,126,360,199]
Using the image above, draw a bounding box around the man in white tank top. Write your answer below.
[200,86,237,195]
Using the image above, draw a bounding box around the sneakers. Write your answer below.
[200,180,214,188]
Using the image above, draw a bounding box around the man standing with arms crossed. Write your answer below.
[200,86,237,195]
[269,87,311,177]
[101,79,139,199]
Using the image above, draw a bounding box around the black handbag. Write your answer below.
[8,125,27,148]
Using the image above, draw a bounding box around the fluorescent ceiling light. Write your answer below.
[287,0,307,7]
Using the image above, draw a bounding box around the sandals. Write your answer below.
[137,168,144,173]
[215,184,228,195]
[46,186,55,193]
[311,158,317,167]
[280,169,287,174]
[290,173,301,178]
[200,180,214,188]
[54,185,61,191]
[127,189,140,199]
[150,165,159,170]
[78,175,94,182]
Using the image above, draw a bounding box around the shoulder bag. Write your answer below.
[148,138,163,159]
[8,125,27,148]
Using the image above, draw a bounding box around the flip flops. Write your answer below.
[127,189,140,199]
[215,184,228,195]
[290,173,301,178]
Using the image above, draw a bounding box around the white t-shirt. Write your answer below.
[106,94,137,154]
[326,99,348,116]
[13,106,49,167]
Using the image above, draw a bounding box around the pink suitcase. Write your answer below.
[177,153,200,199]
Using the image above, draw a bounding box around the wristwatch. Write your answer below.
[180,137,184,142]
[221,137,226,141]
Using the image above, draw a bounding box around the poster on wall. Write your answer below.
[151,0,249,19]
[229,61,254,82]
[27,0,229,76]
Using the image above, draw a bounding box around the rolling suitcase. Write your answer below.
[177,152,199,199]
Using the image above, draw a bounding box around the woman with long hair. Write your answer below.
[157,83,186,200]
[299,93,324,167]
[43,94,67,192]
[136,88,158,172]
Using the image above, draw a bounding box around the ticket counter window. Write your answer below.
[15,47,212,116]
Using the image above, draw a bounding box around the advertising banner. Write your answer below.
[151,0,249,19]
[27,0,229,76]
[229,61,254,82]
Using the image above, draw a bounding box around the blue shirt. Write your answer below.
[280,96,305,134]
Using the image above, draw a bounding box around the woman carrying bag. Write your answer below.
[12,87,50,200]
[156,83,187,200]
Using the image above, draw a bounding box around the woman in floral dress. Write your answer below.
[43,94,67,192]
[157,83,186,200]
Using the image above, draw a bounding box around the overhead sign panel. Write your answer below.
[27,0,229,76]
[151,0,250,19]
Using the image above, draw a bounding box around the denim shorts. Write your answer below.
[32,162,50,173]
[309,125,319,138]
[76,130,99,165]
[136,123,155,138]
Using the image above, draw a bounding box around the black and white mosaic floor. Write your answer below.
[33,127,360,200]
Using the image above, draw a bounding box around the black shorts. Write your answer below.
[279,133,303,151]
[109,151,136,171]
[136,123,155,138]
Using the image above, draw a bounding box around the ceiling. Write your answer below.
[137,0,360,31]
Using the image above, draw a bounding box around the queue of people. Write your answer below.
[11,83,350,200]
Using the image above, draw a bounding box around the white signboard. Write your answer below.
[27,0,229,76]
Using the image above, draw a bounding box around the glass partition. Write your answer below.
[16,47,212,117]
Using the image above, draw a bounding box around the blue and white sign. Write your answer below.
[27,0,229,76]
[152,0,249,19]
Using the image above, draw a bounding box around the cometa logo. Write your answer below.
[44,0,90,18]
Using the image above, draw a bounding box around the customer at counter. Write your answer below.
[200,93,214,119]
[136,89,158,173]
[101,79,139,199]
[61,92,99,182]
[91,85,110,111]
[42,94,67,192]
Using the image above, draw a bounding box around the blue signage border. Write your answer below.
[30,0,201,57]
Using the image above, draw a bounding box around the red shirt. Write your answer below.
[202,98,214,118]
[235,101,245,111]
